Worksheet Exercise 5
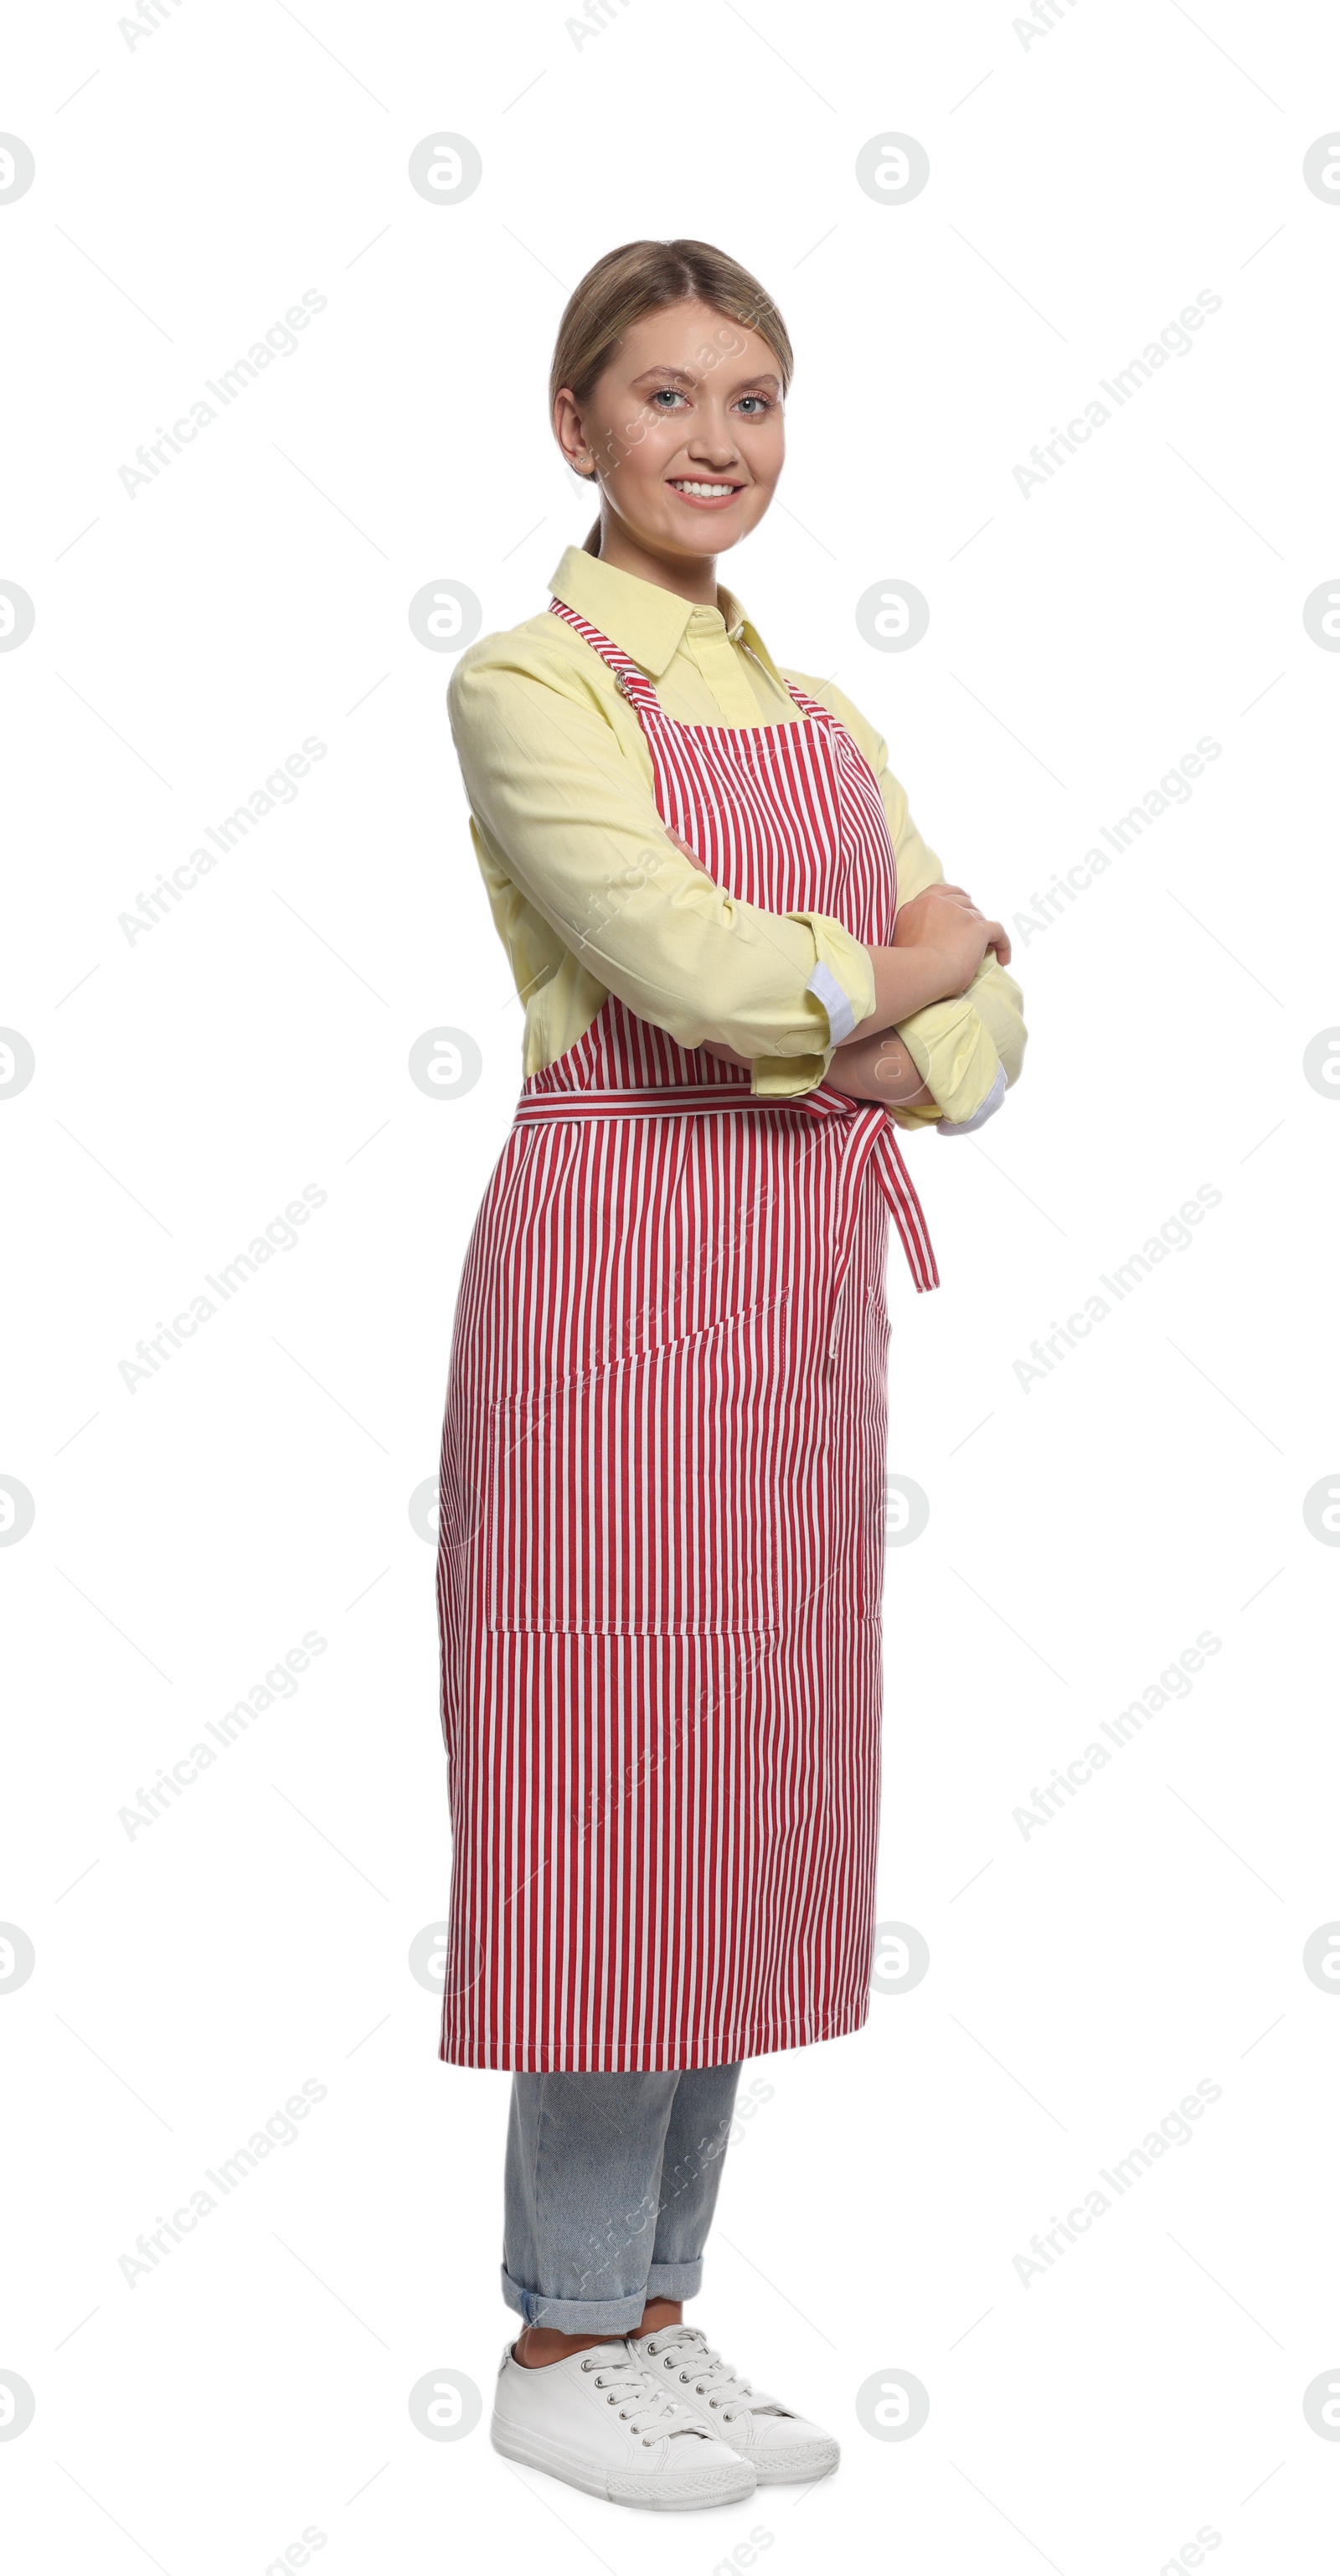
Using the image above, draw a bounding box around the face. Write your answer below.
[554,297,786,565]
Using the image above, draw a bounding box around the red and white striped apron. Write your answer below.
[436,600,938,2072]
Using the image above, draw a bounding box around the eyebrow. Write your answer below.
[629,364,782,393]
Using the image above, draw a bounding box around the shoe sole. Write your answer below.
[492,2418,755,2510]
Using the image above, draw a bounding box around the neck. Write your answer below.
[593,510,719,608]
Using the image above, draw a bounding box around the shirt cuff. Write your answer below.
[750,1053,828,1099]
[936,1061,1007,1134]
[799,916,875,1049]
[804,959,857,1045]
[898,995,1002,1127]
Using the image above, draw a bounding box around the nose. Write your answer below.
[685,404,741,470]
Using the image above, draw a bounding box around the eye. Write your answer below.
[650,386,687,409]
[735,395,772,416]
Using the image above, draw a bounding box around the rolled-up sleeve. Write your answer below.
[883,781,1028,1129]
[827,694,1027,1131]
[782,670,1028,1128]
[448,643,876,1086]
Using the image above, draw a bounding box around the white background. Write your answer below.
[3,3,1339,2570]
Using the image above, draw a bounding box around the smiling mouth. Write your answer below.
[667,478,745,503]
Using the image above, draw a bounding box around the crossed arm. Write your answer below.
[824,885,1013,1104]
[448,646,1022,1115]
[664,826,1013,1108]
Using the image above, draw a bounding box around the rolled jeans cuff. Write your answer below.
[500,2254,703,2333]
[645,2258,704,2300]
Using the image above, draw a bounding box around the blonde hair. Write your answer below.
[549,239,794,555]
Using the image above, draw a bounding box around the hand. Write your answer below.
[892,883,1011,994]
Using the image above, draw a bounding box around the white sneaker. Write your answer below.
[490,2336,757,2511]
[630,2322,840,2484]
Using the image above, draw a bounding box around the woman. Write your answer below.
[436,239,1026,2513]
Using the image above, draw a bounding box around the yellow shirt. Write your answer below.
[447,543,1026,1128]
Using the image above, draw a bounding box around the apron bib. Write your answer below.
[435,601,938,2072]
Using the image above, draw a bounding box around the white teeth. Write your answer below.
[672,481,738,498]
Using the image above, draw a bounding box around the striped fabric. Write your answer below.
[436,604,939,2072]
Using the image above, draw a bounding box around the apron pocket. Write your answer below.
[484,1307,784,1637]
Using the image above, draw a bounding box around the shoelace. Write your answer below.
[580,2346,708,2444]
[639,2324,781,2428]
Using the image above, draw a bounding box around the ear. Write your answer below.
[553,385,590,475]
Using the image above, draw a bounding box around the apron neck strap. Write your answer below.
[549,595,830,733]
[548,597,663,713]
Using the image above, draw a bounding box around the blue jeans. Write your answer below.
[502,2064,743,2334]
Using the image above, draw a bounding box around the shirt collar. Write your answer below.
[548,542,785,688]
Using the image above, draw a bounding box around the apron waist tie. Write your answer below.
[513,1081,940,1353]
[808,1095,940,1352]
